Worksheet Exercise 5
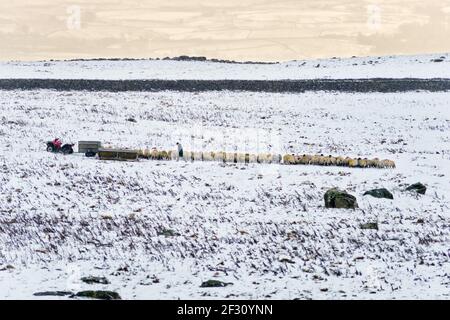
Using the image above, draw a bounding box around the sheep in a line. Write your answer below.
[272,154,282,164]
[137,148,396,169]
[236,153,246,163]
[280,153,395,169]
[202,151,215,162]
[192,151,203,162]
[258,153,274,164]
[283,154,296,164]
[225,152,237,163]
[367,158,379,168]
[248,154,258,163]
[379,159,396,168]
[182,151,192,161]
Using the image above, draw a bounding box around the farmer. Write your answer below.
[176,142,183,161]
[52,138,62,150]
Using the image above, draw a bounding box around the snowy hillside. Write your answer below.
[1,53,450,80]
[0,86,449,299]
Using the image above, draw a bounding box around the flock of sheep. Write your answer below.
[282,154,396,168]
[137,149,396,169]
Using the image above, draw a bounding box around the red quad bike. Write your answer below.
[46,138,74,155]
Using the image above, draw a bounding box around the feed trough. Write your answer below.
[98,148,139,161]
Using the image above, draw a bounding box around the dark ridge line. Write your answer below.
[1,78,450,93]
[11,56,278,65]
[5,53,449,64]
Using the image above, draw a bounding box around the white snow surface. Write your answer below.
[0,87,449,300]
[1,53,450,80]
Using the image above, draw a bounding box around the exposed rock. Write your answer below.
[324,188,358,209]
[33,291,73,297]
[157,229,178,237]
[363,188,393,199]
[405,182,426,194]
[72,290,121,300]
[0,264,14,271]
[116,265,129,272]
[279,258,295,264]
[126,117,137,123]
[200,280,233,288]
[81,276,110,285]
[360,222,379,230]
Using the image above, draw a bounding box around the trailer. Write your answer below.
[78,141,102,157]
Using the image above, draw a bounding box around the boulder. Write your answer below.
[81,276,110,285]
[0,264,14,271]
[363,188,393,199]
[360,222,379,230]
[405,182,426,195]
[200,280,233,288]
[72,290,121,300]
[33,291,73,297]
[324,188,358,209]
[157,229,178,237]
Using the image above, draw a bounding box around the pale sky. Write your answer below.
[1,0,449,61]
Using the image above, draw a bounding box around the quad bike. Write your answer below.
[46,138,74,155]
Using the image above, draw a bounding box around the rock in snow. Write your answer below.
[360,222,379,230]
[33,291,73,297]
[72,291,121,300]
[200,280,233,288]
[363,188,394,199]
[405,182,427,195]
[80,276,110,285]
[324,188,358,209]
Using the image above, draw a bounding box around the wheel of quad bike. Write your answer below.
[62,146,73,155]
[46,145,55,152]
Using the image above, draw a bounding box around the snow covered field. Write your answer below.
[1,53,450,80]
[0,85,449,300]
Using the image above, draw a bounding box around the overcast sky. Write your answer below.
[1,0,449,61]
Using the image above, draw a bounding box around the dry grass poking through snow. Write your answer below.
[0,89,449,299]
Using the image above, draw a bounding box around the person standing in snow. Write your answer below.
[176,142,183,161]
[52,138,62,150]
